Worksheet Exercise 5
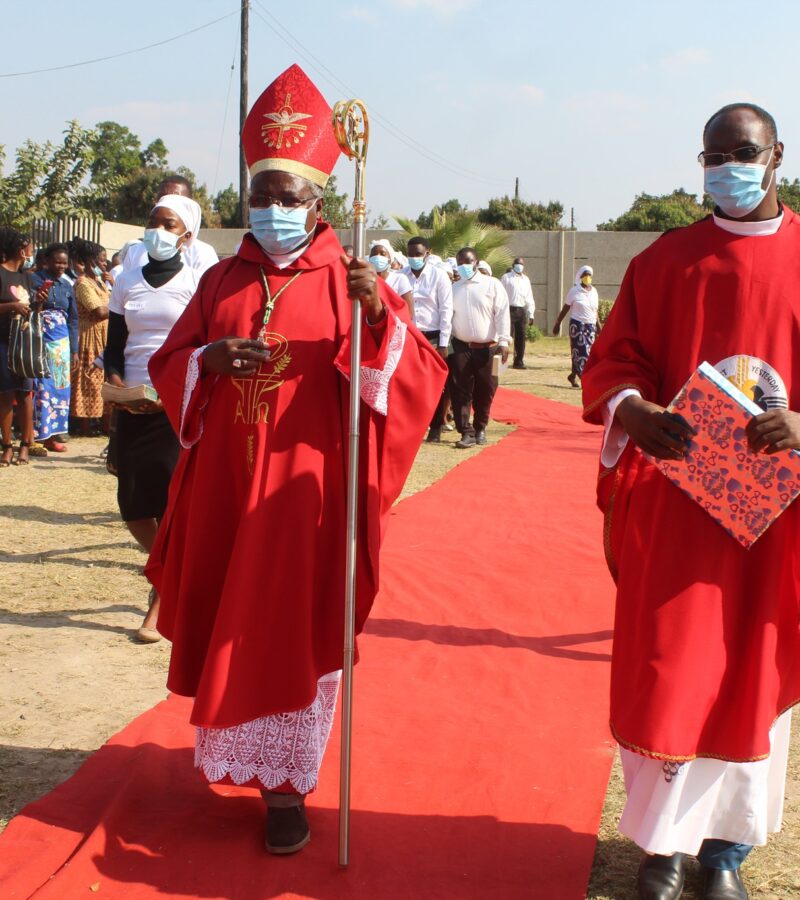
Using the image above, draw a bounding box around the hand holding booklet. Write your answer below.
[101,382,160,411]
[642,362,800,548]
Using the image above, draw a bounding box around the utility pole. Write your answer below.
[514,176,520,201]
[570,207,575,230]
[239,0,249,227]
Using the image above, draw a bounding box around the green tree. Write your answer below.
[141,138,169,169]
[214,184,240,228]
[321,175,351,228]
[777,177,800,213]
[393,208,513,274]
[89,121,142,187]
[478,196,564,230]
[598,188,710,231]
[416,198,467,229]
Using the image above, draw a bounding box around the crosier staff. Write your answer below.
[332,98,369,868]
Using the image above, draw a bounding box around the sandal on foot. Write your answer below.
[261,791,310,854]
[0,443,13,468]
[13,441,31,465]
[136,587,162,643]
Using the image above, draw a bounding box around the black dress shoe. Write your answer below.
[425,428,441,443]
[702,867,748,900]
[512,362,527,370]
[262,791,310,854]
[476,430,487,445]
[455,433,476,449]
[638,853,686,900]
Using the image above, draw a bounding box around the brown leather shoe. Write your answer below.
[702,867,748,900]
[638,852,686,900]
[261,791,310,854]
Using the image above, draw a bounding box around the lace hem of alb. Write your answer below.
[179,345,208,449]
[194,671,341,794]
[358,317,407,416]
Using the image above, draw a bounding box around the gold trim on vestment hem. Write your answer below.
[583,382,643,419]
[610,696,800,763]
[249,158,330,187]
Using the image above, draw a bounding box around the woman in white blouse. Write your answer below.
[553,264,599,388]
[106,194,202,642]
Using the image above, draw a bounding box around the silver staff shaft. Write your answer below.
[332,99,369,868]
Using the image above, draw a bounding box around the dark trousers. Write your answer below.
[509,306,528,366]
[448,338,498,436]
[422,330,447,430]
[697,839,752,871]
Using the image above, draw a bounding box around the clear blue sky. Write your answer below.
[4,0,800,230]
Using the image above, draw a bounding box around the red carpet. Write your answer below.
[0,390,616,899]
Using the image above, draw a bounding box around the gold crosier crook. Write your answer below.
[332,98,369,869]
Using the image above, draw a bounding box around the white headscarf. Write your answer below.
[477,260,492,276]
[368,238,395,261]
[152,194,202,245]
[117,240,139,265]
[575,265,593,288]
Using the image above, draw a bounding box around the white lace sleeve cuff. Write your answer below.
[601,388,641,468]
[180,345,209,449]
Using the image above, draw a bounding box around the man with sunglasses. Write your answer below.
[582,103,800,900]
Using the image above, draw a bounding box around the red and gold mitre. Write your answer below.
[242,64,340,188]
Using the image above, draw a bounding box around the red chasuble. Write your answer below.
[145,224,447,729]
[582,211,800,763]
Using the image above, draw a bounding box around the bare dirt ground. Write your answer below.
[1,337,797,898]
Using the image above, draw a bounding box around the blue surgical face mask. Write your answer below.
[513,263,524,274]
[22,256,34,270]
[704,149,775,218]
[249,205,314,256]
[93,266,103,277]
[368,254,391,272]
[457,263,475,281]
[408,255,426,271]
[143,227,182,261]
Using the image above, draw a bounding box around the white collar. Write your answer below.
[712,211,784,237]
[265,241,312,270]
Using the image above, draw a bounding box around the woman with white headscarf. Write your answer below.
[553,264,599,388]
[106,194,202,642]
[368,239,413,317]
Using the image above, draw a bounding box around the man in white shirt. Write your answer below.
[501,257,535,369]
[402,236,453,441]
[123,175,220,276]
[449,246,510,448]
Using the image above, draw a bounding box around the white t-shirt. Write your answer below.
[386,270,412,296]
[565,285,599,324]
[109,266,200,388]
[123,239,219,276]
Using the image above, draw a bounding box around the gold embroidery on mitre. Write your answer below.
[261,93,312,150]
[231,333,293,426]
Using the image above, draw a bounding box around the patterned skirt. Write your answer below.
[569,319,597,377]
[34,310,71,440]
[70,319,107,419]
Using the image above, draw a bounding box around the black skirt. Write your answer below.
[116,409,179,522]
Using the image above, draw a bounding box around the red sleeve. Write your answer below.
[581,255,661,424]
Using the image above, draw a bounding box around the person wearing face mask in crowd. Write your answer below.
[0,227,37,466]
[142,65,446,854]
[449,247,510,448]
[553,265,598,388]
[106,194,203,644]
[402,235,453,442]
[123,175,220,276]
[30,243,79,453]
[368,239,413,317]
[501,257,535,370]
[582,103,800,900]
[70,240,110,437]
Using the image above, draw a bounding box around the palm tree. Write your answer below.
[392,207,513,275]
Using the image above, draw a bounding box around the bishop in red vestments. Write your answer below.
[583,104,800,898]
[145,65,447,854]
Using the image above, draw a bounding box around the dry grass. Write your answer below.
[1,338,797,900]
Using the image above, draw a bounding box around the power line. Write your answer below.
[0,10,239,78]
[249,1,506,189]
[212,17,241,197]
